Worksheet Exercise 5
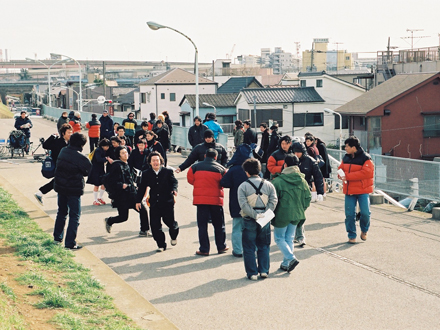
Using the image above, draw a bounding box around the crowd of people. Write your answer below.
[24,110,374,280]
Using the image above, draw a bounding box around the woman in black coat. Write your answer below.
[87,138,110,206]
[145,130,166,166]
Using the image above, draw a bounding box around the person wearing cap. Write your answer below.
[14,110,33,154]
[188,116,208,148]
[99,110,114,140]
[86,113,101,153]
[271,155,311,272]
[176,129,227,173]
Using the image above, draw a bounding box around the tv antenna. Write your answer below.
[401,29,429,51]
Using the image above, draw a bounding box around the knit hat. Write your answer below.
[204,129,214,138]
[292,142,305,153]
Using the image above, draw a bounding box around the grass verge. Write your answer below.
[0,187,141,329]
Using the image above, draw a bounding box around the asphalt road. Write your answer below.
[1,117,440,330]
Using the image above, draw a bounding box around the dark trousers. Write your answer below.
[39,178,54,195]
[53,194,81,248]
[107,202,149,232]
[150,204,179,248]
[196,205,226,253]
[89,137,99,153]
[242,220,271,277]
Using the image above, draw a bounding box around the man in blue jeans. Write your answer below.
[238,158,278,280]
[53,133,91,250]
[338,136,374,244]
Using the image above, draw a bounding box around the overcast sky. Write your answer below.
[3,0,440,63]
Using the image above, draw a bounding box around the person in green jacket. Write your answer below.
[271,154,311,273]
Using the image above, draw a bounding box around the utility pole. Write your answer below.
[401,29,429,51]
[253,95,257,130]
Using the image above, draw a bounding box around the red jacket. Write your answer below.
[69,120,81,133]
[86,121,101,138]
[267,148,290,174]
[338,148,374,195]
[187,158,226,206]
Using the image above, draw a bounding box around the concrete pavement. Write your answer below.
[1,117,440,330]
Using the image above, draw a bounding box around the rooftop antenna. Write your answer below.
[401,29,429,51]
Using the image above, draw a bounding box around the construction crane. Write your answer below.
[226,44,236,61]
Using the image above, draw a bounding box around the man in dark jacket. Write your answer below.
[187,148,228,256]
[53,133,91,250]
[99,110,114,140]
[220,144,252,257]
[104,146,150,237]
[34,124,73,205]
[176,129,227,173]
[134,121,149,146]
[14,110,33,154]
[188,116,208,148]
[136,151,179,252]
[243,120,257,145]
[57,112,69,133]
[264,124,281,179]
[147,113,156,131]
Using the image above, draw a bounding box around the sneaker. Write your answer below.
[248,275,258,281]
[53,240,62,245]
[218,246,229,254]
[298,239,306,247]
[287,259,300,273]
[280,264,288,271]
[65,245,83,250]
[156,246,166,252]
[171,239,177,246]
[232,251,243,258]
[98,198,106,205]
[360,232,368,241]
[139,231,152,237]
[260,273,268,279]
[104,218,112,233]
[93,201,101,206]
[34,193,43,205]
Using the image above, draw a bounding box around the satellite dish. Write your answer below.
[97,96,106,104]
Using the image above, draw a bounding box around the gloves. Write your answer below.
[317,194,324,202]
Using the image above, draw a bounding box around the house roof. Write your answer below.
[217,77,263,94]
[116,88,139,104]
[180,93,238,108]
[298,71,365,89]
[335,72,440,115]
[139,68,216,85]
[238,87,324,104]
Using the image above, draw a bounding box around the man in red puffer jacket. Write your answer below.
[187,148,228,256]
[338,136,374,244]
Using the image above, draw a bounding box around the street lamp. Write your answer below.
[202,102,216,116]
[146,21,199,118]
[324,108,343,151]
[50,53,83,112]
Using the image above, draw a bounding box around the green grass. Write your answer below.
[0,188,141,330]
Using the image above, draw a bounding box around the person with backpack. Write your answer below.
[86,138,111,206]
[14,110,33,154]
[103,146,150,237]
[86,113,101,153]
[271,155,311,273]
[237,158,278,280]
[34,124,73,205]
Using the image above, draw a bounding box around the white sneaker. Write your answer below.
[171,239,177,246]
[260,273,268,279]
[248,275,258,281]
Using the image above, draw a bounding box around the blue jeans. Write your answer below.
[273,223,297,267]
[231,217,244,255]
[242,219,271,277]
[294,219,305,241]
[345,194,371,239]
[53,194,81,248]
[196,205,227,253]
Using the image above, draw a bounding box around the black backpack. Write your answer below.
[41,156,56,179]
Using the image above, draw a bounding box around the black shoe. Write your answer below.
[287,259,299,273]
[65,245,83,250]
[280,264,288,271]
[232,251,243,258]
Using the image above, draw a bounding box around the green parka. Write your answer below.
[271,166,311,228]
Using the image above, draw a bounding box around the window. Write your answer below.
[293,113,323,127]
[423,115,440,137]
[160,93,165,99]
[334,115,349,129]
[300,80,306,87]
[316,79,323,88]
[170,93,176,102]
[141,93,146,103]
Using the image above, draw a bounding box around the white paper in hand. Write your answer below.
[337,169,345,177]
[256,209,275,227]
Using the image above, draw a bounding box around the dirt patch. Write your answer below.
[0,241,58,330]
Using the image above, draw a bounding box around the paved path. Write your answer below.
[1,117,440,329]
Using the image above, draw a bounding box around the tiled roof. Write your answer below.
[335,72,440,115]
[140,68,216,85]
[217,77,263,94]
[181,93,238,108]
[240,87,324,104]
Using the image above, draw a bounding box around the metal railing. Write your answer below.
[327,149,440,201]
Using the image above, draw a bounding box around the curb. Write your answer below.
[0,173,178,330]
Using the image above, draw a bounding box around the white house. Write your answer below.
[134,68,217,124]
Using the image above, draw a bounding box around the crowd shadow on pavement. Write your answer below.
[305,221,343,232]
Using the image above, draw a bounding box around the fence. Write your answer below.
[327,149,440,201]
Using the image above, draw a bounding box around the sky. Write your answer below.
[3,0,440,63]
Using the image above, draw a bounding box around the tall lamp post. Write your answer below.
[202,102,216,116]
[146,21,199,118]
[25,58,70,107]
[50,53,83,112]
[324,108,343,151]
